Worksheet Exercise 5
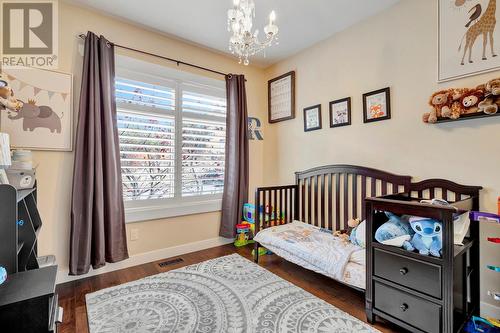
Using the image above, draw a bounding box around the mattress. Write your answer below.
[254,221,366,289]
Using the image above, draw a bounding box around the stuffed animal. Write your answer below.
[478,78,500,115]
[423,89,454,123]
[333,230,350,244]
[374,212,414,250]
[404,216,442,257]
[349,218,366,247]
[448,88,485,117]
[0,80,23,112]
[334,218,360,244]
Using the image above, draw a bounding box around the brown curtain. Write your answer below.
[70,32,128,275]
[220,74,249,238]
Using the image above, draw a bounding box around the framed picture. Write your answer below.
[303,104,322,132]
[0,68,73,151]
[363,87,391,123]
[268,71,295,123]
[438,0,500,82]
[329,97,351,128]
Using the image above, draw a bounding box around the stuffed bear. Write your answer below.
[423,89,454,123]
[375,212,414,250]
[478,78,500,115]
[404,216,442,257]
[448,88,485,117]
[0,80,23,112]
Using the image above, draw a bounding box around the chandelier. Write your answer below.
[227,0,279,65]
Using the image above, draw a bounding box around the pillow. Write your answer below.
[349,220,366,248]
[350,249,366,265]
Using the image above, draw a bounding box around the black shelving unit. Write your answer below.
[365,179,481,333]
[0,183,41,274]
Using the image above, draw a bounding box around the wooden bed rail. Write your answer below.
[254,185,299,233]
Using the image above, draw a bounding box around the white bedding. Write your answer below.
[254,221,365,289]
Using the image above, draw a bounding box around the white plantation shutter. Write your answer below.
[181,86,226,197]
[114,67,226,219]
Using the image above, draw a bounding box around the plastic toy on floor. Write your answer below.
[251,246,272,257]
[234,223,254,247]
[243,203,284,225]
[464,316,500,333]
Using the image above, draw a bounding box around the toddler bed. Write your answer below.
[253,164,480,291]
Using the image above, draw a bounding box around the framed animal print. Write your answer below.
[268,71,295,123]
[363,87,391,123]
[303,104,322,132]
[0,67,72,151]
[329,97,351,128]
[439,0,500,82]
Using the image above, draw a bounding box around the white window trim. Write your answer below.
[124,196,223,223]
[116,55,226,223]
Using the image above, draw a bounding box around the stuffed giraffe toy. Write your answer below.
[459,0,498,65]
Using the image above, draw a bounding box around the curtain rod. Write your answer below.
[77,34,230,78]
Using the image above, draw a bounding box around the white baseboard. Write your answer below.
[481,301,500,319]
[56,237,234,284]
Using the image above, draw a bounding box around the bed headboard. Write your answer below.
[254,165,482,233]
[409,179,482,202]
[295,165,411,231]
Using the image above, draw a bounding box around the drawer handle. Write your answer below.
[399,267,408,275]
[400,303,409,312]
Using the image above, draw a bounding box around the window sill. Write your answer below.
[125,198,222,223]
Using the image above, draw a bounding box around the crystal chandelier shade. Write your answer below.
[227,0,278,65]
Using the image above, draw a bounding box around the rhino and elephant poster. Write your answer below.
[0,67,72,151]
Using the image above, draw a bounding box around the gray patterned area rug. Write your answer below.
[86,254,379,333]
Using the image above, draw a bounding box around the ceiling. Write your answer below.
[66,0,400,67]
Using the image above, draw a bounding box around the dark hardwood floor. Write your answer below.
[56,244,405,333]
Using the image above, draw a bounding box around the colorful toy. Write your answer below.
[487,265,500,272]
[243,203,285,224]
[251,247,272,257]
[464,316,500,333]
[234,223,254,247]
[405,216,443,257]
[486,317,500,328]
[243,203,256,223]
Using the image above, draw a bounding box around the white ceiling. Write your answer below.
[66,0,400,67]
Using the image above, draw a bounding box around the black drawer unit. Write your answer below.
[365,181,481,333]
[374,248,442,298]
[374,281,442,333]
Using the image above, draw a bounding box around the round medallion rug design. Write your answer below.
[86,254,380,333]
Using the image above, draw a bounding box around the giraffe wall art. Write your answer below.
[439,0,500,81]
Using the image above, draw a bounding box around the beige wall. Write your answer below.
[36,1,268,279]
[264,0,499,316]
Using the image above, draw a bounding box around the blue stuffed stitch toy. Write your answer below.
[404,216,443,257]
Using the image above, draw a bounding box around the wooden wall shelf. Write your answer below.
[432,111,500,124]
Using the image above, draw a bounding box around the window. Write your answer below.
[115,56,226,222]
